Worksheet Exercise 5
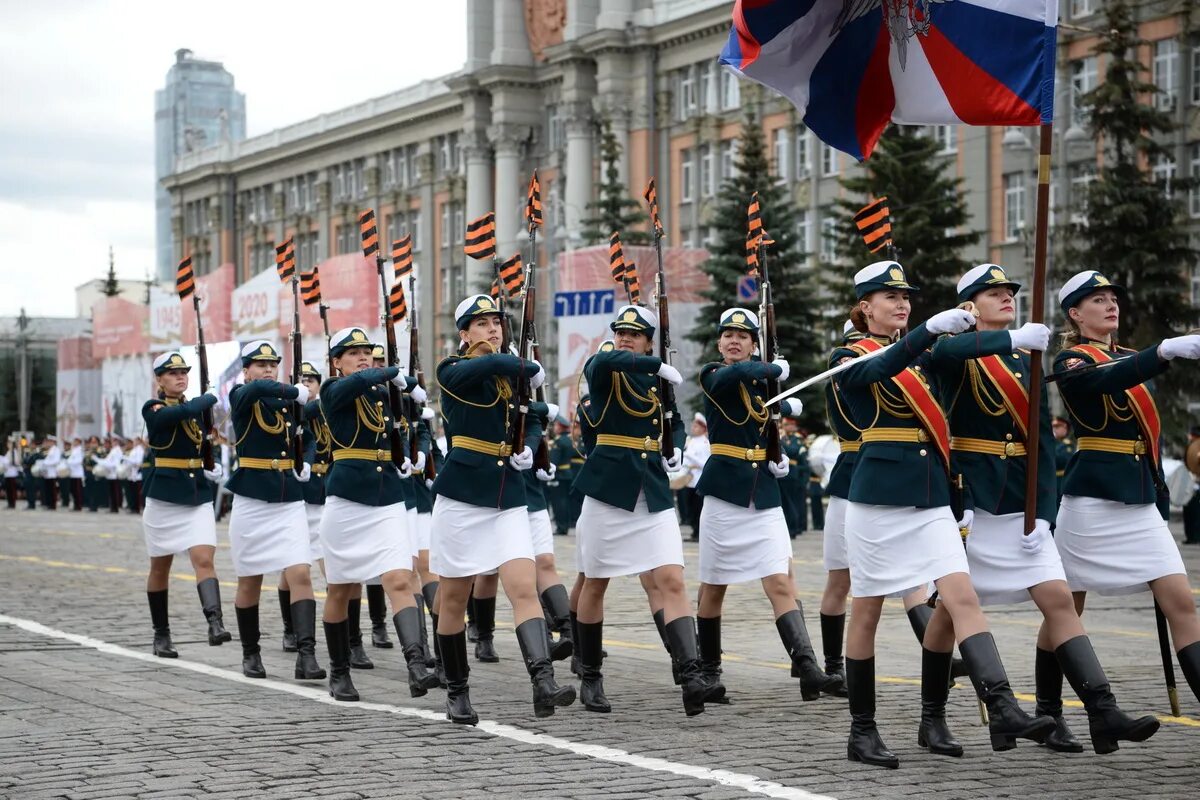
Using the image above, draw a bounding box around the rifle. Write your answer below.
[529,320,552,471]
[408,270,435,480]
[644,178,676,461]
[286,264,305,471]
[752,205,782,464]
[360,210,408,469]
[319,305,334,378]
[175,256,214,471]
[508,172,542,460]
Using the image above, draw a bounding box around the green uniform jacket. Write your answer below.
[930,331,1057,521]
[300,398,329,506]
[782,433,812,486]
[1053,341,1169,508]
[141,395,217,506]
[409,418,435,514]
[824,376,862,500]
[320,367,413,507]
[521,402,551,513]
[572,350,685,513]
[695,360,785,509]
[834,323,949,509]
[227,380,304,503]
[433,352,536,510]
[1054,437,1074,497]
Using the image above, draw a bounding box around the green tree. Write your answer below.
[580,117,648,245]
[1069,0,1198,435]
[825,125,980,325]
[101,246,120,297]
[686,106,823,427]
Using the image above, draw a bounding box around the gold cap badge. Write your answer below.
[989,267,1007,282]
[622,310,638,322]
[889,267,904,282]
[732,312,746,324]
[1093,274,1110,286]
[259,344,272,355]
[351,330,367,342]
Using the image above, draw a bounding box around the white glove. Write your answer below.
[396,457,414,478]
[768,456,790,478]
[292,383,310,404]
[412,451,426,473]
[389,372,410,389]
[662,451,682,471]
[926,308,977,335]
[202,463,223,483]
[529,361,546,390]
[293,462,312,483]
[510,446,534,471]
[425,478,434,489]
[771,358,790,383]
[1009,322,1051,351]
[546,403,560,422]
[783,398,804,417]
[1022,518,1051,555]
[409,384,427,404]
[421,405,436,420]
[536,464,557,482]
[657,362,683,386]
[1159,334,1200,361]
[957,509,974,535]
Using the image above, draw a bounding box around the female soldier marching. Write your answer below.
[1053,269,1200,709]
[431,295,575,724]
[928,264,1159,755]
[835,261,1053,769]
[693,307,841,701]
[140,351,232,657]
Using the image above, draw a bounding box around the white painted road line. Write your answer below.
[0,613,837,800]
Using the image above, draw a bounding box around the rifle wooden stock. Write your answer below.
[319,305,335,378]
[509,276,536,459]
[191,292,215,471]
[288,278,305,471]
[407,273,435,481]
[758,243,782,464]
[652,235,676,462]
[376,256,408,469]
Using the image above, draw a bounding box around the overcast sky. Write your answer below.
[0,0,467,318]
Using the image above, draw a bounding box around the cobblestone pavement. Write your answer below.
[2,504,1199,799]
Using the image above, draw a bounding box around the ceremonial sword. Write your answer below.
[763,342,895,406]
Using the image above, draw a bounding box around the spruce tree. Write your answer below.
[825,125,980,325]
[101,246,120,297]
[579,117,648,245]
[686,106,822,425]
[1069,0,1198,434]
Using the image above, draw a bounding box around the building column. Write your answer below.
[565,0,599,40]
[489,124,531,254]
[597,0,635,29]
[491,0,532,66]
[466,0,495,72]
[564,106,594,245]
[463,130,494,291]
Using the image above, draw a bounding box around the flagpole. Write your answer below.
[1022,122,1052,538]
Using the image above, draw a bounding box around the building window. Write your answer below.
[1047,180,1058,228]
[795,209,810,253]
[409,210,422,251]
[720,68,740,110]
[440,204,452,248]
[1190,144,1200,217]
[547,105,564,151]
[1070,57,1098,125]
[821,143,839,177]
[700,61,718,114]
[819,210,837,262]
[718,139,738,182]
[1070,0,1095,17]
[1192,46,1200,106]
[677,66,698,121]
[1154,39,1179,110]
[1069,165,1095,225]
[1192,261,1200,306]
[795,126,810,177]
[772,128,790,182]
[699,144,714,197]
[1004,173,1026,241]
[931,125,955,153]
[681,148,694,203]
[1152,153,1176,197]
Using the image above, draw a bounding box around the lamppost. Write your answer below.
[15,307,29,435]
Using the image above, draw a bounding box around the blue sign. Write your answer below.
[737,275,759,302]
[554,290,616,318]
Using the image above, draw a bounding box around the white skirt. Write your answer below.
[698,495,791,584]
[412,510,432,552]
[844,503,969,598]
[529,509,555,557]
[430,496,533,578]
[305,503,324,562]
[320,496,413,585]
[966,510,1066,606]
[142,498,217,557]
[823,497,850,571]
[407,508,421,558]
[1055,495,1187,596]
[228,496,311,577]
[576,492,684,579]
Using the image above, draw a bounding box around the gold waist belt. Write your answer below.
[595,434,660,452]
[333,448,391,462]
[861,428,928,444]
[1076,436,1146,456]
[238,457,293,471]
[839,441,861,453]
[951,437,1027,459]
[153,457,202,469]
[311,463,329,476]
[710,444,768,461]
[451,437,513,457]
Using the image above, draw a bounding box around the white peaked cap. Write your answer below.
[1058,270,1102,303]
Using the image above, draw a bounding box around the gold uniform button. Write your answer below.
[919,449,927,456]
[376,400,383,406]
[649,387,657,393]
[640,453,647,460]
[281,450,288,456]
[376,466,383,472]
[652,418,659,425]
[1011,353,1020,358]
[1004,433,1012,441]
[188,472,195,478]
[1015,372,1022,378]
[384,416,390,422]
[497,460,504,466]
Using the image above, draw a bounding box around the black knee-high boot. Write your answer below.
[366,584,392,648]
[652,608,679,685]
[1035,646,1082,752]
[422,581,440,669]
[666,617,717,716]
[577,620,611,712]
[959,632,1055,751]
[147,590,177,658]
[820,612,849,698]
[907,604,967,679]
[414,592,435,667]
[292,599,327,680]
[918,648,962,756]
[569,610,583,678]
[347,598,374,669]
[430,611,447,688]
[540,584,574,662]
[394,607,440,697]
[1179,641,1200,704]
[196,577,232,645]
[474,596,499,662]
[278,588,296,652]
[846,657,899,769]
[696,616,730,704]
[466,592,479,642]
[515,618,577,717]
[440,630,478,724]
[235,605,266,678]
[324,619,358,701]
[1057,635,1160,754]
[777,609,843,700]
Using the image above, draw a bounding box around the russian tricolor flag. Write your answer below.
[720,0,1058,160]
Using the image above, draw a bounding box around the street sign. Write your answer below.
[737,275,759,302]
[554,290,615,318]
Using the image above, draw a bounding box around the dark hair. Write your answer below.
[848,304,869,333]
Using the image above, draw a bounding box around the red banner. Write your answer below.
[92,296,148,358]
[180,262,234,345]
[279,254,381,337]
[556,244,710,303]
